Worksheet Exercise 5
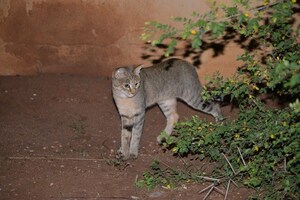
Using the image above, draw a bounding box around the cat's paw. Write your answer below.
[129,153,138,160]
[116,148,130,161]
[157,135,166,144]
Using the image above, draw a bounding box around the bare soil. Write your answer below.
[0,75,253,200]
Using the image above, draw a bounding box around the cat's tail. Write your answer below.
[182,94,224,122]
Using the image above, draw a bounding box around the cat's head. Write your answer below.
[112,65,143,98]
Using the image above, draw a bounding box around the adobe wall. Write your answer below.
[0,0,243,81]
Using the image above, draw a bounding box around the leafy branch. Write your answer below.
[138,1,300,199]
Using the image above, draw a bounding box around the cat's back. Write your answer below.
[140,58,198,85]
[140,59,201,105]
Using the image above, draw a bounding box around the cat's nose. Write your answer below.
[130,88,136,94]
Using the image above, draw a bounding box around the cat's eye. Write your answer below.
[124,83,130,89]
[135,83,140,88]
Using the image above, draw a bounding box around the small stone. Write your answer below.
[50,183,54,187]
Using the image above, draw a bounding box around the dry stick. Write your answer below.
[199,183,214,194]
[230,179,239,188]
[8,156,106,162]
[237,147,246,166]
[199,183,225,198]
[222,153,237,175]
[214,186,225,195]
[197,175,220,183]
[203,185,215,200]
[284,157,287,172]
[179,154,189,166]
[224,180,231,200]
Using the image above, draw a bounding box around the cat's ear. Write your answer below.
[134,64,143,76]
[113,68,129,79]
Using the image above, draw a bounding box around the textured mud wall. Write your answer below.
[0,0,242,79]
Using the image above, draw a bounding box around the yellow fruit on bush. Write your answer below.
[190,29,197,35]
[270,134,275,139]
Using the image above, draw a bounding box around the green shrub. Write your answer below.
[163,108,299,198]
[139,0,300,199]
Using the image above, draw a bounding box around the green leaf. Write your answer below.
[191,36,202,49]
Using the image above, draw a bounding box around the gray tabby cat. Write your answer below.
[112,58,223,160]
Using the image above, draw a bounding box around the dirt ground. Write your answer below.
[0,75,253,200]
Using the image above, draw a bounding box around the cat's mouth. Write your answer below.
[125,88,138,98]
[126,92,137,98]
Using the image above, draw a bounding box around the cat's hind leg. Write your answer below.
[157,99,179,143]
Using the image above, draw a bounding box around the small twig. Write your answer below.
[197,175,220,183]
[179,154,189,166]
[101,138,111,151]
[203,185,215,200]
[214,186,225,195]
[8,156,106,162]
[237,147,246,166]
[230,179,239,188]
[224,180,231,200]
[271,172,276,186]
[284,157,287,172]
[199,183,214,194]
[222,153,237,175]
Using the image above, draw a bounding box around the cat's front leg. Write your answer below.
[117,117,133,160]
[129,112,145,159]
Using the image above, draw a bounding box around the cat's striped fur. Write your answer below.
[112,58,224,160]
